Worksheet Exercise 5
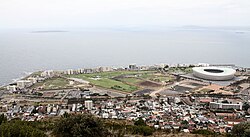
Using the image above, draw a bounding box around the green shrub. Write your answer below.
[53,113,110,137]
[134,117,146,126]
[0,120,46,137]
[232,122,250,137]
[133,126,154,136]
[192,129,215,135]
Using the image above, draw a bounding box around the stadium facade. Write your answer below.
[192,67,236,81]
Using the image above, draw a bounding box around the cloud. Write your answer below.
[0,0,250,28]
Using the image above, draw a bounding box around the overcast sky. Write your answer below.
[0,0,250,29]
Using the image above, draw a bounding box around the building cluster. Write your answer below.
[1,93,249,134]
[63,64,163,75]
[90,97,248,133]
[1,63,250,134]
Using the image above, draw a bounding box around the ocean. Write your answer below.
[1,28,250,86]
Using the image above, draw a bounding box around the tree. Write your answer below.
[53,113,110,137]
[222,100,229,104]
[181,120,189,125]
[134,117,146,126]
[0,114,7,125]
[132,118,154,136]
[243,102,250,112]
[62,112,70,118]
[232,122,250,137]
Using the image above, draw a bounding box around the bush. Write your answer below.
[53,113,110,137]
[192,129,215,135]
[132,125,154,136]
[0,114,7,125]
[0,120,46,137]
[231,122,250,137]
[134,117,146,126]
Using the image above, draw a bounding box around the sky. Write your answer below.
[0,0,250,29]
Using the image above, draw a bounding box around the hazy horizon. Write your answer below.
[1,29,250,86]
[1,0,250,29]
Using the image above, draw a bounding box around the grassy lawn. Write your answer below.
[138,73,154,79]
[167,67,193,73]
[66,71,157,92]
[65,70,178,92]
[81,70,155,78]
[137,73,174,82]
[31,77,72,90]
[0,87,5,90]
[29,70,172,92]
[66,75,139,92]
[90,78,138,91]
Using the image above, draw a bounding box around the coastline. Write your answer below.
[0,71,33,88]
[0,63,245,88]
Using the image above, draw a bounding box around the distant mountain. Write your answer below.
[31,30,69,33]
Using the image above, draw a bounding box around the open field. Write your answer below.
[167,67,193,73]
[65,71,155,92]
[138,73,174,82]
[65,70,170,92]
[117,77,144,84]
[30,77,73,90]
[78,70,156,78]
[88,78,138,91]
[30,70,174,92]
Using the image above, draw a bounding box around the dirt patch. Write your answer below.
[139,81,161,87]
[133,89,154,95]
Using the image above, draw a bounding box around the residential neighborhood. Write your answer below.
[0,63,250,136]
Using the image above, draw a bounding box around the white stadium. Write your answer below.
[192,67,236,81]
